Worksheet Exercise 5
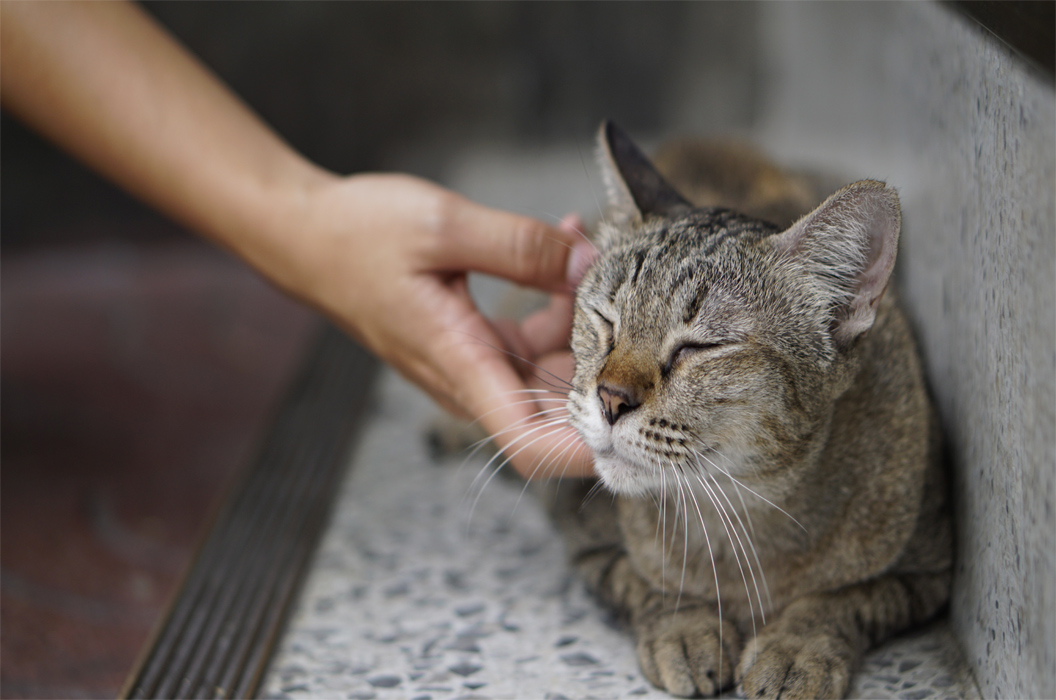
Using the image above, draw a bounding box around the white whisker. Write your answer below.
[512,427,582,512]
[469,402,567,430]
[579,478,609,508]
[465,416,570,507]
[464,425,568,528]
[691,463,761,639]
[695,456,773,617]
[453,408,570,476]
[466,410,569,450]
[672,467,691,613]
[657,459,668,599]
[699,449,808,534]
[552,437,594,493]
[669,457,724,679]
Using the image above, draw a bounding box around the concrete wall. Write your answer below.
[743,5,1054,698]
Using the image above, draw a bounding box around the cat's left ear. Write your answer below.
[773,180,901,347]
[596,120,691,223]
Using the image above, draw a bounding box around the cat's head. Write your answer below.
[568,122,901,496]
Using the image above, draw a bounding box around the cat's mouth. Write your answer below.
[593,452,666,496]
[589,426,728,495]
[568,391,686,494]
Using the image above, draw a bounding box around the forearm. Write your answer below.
[0,0,329,288]
[1,1,596,478]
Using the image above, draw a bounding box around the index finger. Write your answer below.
[430,197,582,292]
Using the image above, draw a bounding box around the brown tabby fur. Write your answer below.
[552,123,952,699]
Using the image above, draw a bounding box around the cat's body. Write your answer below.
[552,123,952,699]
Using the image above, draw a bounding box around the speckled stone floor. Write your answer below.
[261,371,981,700]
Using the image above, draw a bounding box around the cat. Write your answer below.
[548,122,953,699]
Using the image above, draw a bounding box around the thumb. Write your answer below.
[431,196,585,292]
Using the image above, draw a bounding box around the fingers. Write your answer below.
[558,213,598,286]
[349,178,594,478]
[519,293,574,357]
[444,336,593,480]
[460,298,591,479]
[474,368,594,480]
[429,194,591,292]
[488,317,536,379]
[489,293,574,368]
[396,282,591,480]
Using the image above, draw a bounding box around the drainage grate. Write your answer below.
[121,324,378,700]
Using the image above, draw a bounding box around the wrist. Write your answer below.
[215,154,340,300]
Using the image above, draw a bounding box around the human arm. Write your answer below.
[1,0,595,478]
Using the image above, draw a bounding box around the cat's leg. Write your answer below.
[549,482,740,697]
[736,570,950,700]
[573,547,740,697]
[632,594,741,697]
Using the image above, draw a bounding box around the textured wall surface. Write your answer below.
[747,5,1054,698]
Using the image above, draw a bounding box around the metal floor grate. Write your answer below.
[121,324,378,700]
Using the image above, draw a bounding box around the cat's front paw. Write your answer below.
[736,629,854,700]
[634,607,740,697]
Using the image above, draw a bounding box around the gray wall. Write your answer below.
[743,5,1054,698]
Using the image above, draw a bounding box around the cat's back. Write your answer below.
[652,138,820,228]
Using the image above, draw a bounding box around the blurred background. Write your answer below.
[2,3,761,696]
[3,2,1052,698]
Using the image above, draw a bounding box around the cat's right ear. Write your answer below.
[597,120,690,224]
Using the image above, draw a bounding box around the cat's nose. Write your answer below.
[597,383,642,426]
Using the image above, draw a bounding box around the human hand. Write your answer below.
[278,172,597,480]
[1,0,597,479]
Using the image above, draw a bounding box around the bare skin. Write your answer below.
[1,0,595,479]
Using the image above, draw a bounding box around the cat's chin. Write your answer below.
[593,454,665,497]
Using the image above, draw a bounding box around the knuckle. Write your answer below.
[509,219,554,283]
[418,187,465,265]
[430,189,462,241]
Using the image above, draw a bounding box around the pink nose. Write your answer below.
[597,382,642,425]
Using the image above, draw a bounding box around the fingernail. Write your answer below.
[560,212,585,233]
[566,241,597,287]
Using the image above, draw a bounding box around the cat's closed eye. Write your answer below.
[664,342,719,375]
[592,310,616,354]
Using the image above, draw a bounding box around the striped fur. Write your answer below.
[555,123,952,698]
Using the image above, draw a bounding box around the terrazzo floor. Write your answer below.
[261,371,981,700]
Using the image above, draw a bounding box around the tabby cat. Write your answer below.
[552,122,952,699]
